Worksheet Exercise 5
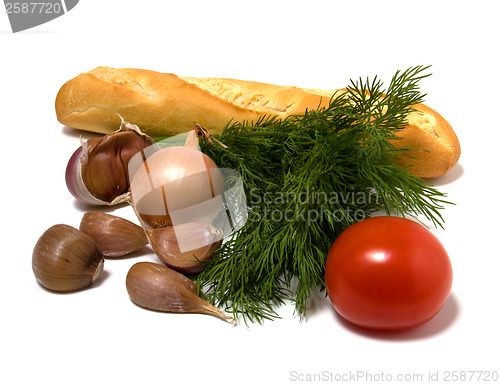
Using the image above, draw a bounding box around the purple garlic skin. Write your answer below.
[65,119,155,205]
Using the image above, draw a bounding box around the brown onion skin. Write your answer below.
[130,145,225,229]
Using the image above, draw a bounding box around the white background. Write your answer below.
[1,1,499,384]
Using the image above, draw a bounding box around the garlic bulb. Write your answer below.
[129,130,225,229]
[126,261,234,323]
[32,224,104,292]
[148,222,223,274]
[79,212,148,258]
[66,118,155,205]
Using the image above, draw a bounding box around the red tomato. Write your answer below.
[325,216,453,330]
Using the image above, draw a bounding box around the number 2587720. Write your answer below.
[5,2,63,14]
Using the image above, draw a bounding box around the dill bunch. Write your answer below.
[196,65,451,323]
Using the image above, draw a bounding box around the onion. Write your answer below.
[129,130,225,229]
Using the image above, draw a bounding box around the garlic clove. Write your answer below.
[66,118,155,205]
[32,224,104,292]
[79,212,149,258]
[148,223,223,274]
[126,262,234,323]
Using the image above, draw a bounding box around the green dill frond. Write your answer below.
[196,65,451,323]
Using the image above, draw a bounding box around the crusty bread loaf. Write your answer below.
[55,67,460,178]
[391,103,461,178]
[55,67,326,137]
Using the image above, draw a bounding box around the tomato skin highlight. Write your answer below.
[325,216,453,331]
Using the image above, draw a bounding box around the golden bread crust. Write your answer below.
[392,103,461,178]
[56,67,326,137]
[55,67,460,178]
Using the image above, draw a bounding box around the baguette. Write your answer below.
[55,67,460,178]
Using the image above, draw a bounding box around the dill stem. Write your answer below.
[229,130,276,137]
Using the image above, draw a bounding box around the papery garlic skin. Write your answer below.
[83,130,154,202]
[32,224,104,292]
[65,118,155,205]
[126,262,234,323]
[79,212,148,258]
[66,146,108,205]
